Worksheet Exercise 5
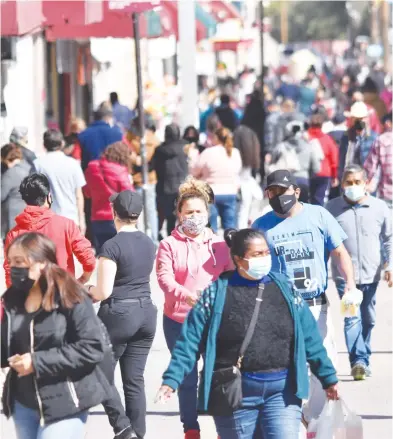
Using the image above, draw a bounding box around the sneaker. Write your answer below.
[365,366,372,377]
[351,363,366,381]
[184,430,200,439]
[114,426,136,439]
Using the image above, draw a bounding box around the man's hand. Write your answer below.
[155,385,175,404]
[331,178,339,188]
[264,153,272,164]
[325,383,339,400]
[384,271,393,288]
[8,353,34,377]
[78,271,93,284]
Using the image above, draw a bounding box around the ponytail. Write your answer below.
[215,127,233,157]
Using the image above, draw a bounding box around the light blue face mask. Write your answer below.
[344,184,365,202]
[242,255,272,280]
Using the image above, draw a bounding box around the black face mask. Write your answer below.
[269,193,297,215]
[10,267,35,293]
[185,136,198,144]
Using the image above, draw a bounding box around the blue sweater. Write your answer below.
[162,271,338,410]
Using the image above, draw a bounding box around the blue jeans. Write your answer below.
[335,279,378,367]
[310,176,331,206]
[13,401,88,439]
[214,375,301,439]
[209,194,238,233]
[163,315,199,432]
[91,220,117,251]
[136,184,158,245]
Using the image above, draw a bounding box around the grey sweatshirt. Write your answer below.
[326,195,392,284]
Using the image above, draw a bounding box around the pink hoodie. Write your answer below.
[156,227,232,323]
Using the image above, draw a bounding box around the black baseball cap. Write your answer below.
[266,170,297,189]
[109,190,143,218]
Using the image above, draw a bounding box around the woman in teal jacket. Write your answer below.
[157,228,339,439]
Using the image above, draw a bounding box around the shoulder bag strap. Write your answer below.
[236,282,265,369]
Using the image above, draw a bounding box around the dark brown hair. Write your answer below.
[102,141,131,172]
[1,143,23,162]
[215,127,234,157]
[7,233,85,311]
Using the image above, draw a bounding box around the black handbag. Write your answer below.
[207,283,265,416]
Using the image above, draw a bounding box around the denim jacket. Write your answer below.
[162,271,338,410]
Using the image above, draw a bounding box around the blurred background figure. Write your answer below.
[63,117,86,163]
[110,91,135,133]
[9,126,36,168]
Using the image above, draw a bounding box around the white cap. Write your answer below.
[344,102,369,119]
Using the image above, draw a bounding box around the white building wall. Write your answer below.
[1,33,46,156]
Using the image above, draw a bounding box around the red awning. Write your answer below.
[46,1,157,40]
[43,0,104,26]
[213,38,253,52]
[1,0,43,36]
[208,1,241,22]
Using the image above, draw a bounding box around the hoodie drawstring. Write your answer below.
[185,239,196,279]
[208,240,217,267]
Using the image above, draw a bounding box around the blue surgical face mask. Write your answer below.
[344,184,365,203]
[241,255,272,280]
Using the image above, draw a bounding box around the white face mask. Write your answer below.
[242,255,272,280]
[344,184,365,202]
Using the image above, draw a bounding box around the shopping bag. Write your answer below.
[340,288,363,317]
[341,400,363,439]
[314,400,346,439]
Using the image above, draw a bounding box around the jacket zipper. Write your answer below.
[353,208,362,285]
[30,319,45,426]
[67,378,80,408]
[4,307,12,417]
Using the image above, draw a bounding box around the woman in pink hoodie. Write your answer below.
[156,177,232,439]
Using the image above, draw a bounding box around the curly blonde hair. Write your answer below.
[176,177,213,212]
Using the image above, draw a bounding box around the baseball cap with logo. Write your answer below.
[266,170,297,189]
[109,190,143,219]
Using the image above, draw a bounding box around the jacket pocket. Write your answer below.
[67,378,79,408]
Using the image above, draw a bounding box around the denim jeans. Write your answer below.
[163,315,199,432]
[214,375,301,439]
[209,194,238,233]
[335,278,378,367]
[99,298,157,438]
[310,177,331,206]
[136,184,158,245]
[91,220,117,251]
[13,401,88,439]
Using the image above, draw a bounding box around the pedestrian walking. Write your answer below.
[110,92,135,133]
[32,129,87,233]
[4,174,95,287]
[156,177,232,439]
[154,123,189,237]
[9,126,36,167]
[1,232,111,439]
[215,94,239,132]
[157,228,339,439]
[252,169,355,426]
[1,144,31,239]
[364,131,392,208]
[88,190,157,439]
[63,117,86,163]
[190,127,242,232]
[233,125,262,228]
[128,117,160,247]
[326,164,392,380]
[84,141,134,250]
[308,112,339,206]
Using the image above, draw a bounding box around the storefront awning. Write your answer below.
[1,0,43,36]
[213,38,253,52]
[206,1,241,22]
[43,0,104,26]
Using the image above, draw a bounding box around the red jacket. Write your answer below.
[84,159,133,221]
[4,206,96,287]
[308,127,339,179]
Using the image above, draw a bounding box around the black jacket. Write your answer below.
[1,287,111,425]
[153,140,188,195]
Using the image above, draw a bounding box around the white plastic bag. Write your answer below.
[340,288,363,318]
[309,400,363,439]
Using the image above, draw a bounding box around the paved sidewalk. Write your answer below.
[1,269,392,438]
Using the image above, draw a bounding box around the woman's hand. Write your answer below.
[155,385,175,404]
[185,295,199,307]
[325,383,339,400]
[8,353,34,377]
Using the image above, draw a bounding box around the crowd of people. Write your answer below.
[0,55,392,439]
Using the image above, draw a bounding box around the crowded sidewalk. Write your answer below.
[1,261,391,439]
